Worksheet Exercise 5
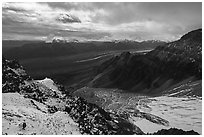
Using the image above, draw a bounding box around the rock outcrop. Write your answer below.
[151,128,199,135]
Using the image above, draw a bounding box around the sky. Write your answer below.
[2,2,202,42]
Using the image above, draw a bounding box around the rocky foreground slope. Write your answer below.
[89,29,202,96]
[2,57,144,135]
[2,93,81,135]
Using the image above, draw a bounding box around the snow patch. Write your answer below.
[36,78,59,92]
[137,96,202,134]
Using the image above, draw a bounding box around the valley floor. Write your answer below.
[74,86,202,134]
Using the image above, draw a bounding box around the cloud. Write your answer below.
[2,2,202,41]
[56,13,81,23]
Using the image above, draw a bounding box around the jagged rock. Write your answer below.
[2,57,31,93]
[64,96,144,135]
[151,128,199,135]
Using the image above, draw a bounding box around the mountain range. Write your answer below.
[2,28,202,135]
[3,40,166,60]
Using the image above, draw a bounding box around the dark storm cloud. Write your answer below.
[2,2,202,41]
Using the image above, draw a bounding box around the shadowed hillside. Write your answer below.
[88,29,202,96]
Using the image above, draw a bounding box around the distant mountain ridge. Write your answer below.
[3,40,166,60]
[2,40,43,53]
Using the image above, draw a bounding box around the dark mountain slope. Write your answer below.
[89,29,202,96]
